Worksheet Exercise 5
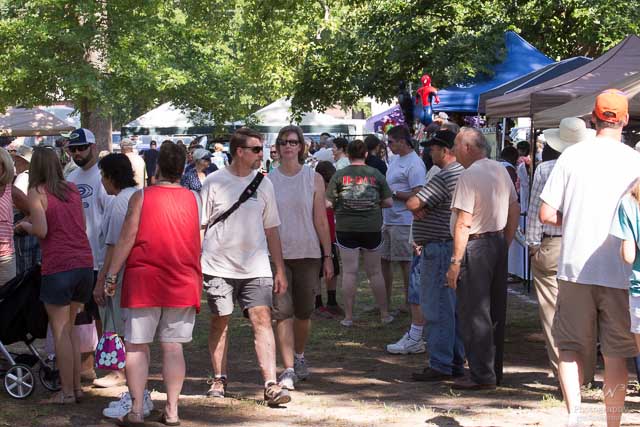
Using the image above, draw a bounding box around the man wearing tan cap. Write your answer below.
[120,139,146,189]
[540,89,640,427]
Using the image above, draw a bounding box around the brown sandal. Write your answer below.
[74,388,84,403]
[115,412,145,426]
[160,412,181,426]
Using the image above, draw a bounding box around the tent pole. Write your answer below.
[501,117,506,152]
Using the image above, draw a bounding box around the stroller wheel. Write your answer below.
[4,364,35,399]
[39,359,61,392]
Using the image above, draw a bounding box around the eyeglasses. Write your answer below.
[277,139,300,147]
[270,151,277,155]
[68,144,91,153]
[240,146,263,154]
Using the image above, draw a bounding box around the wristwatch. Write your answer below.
[450,257,462,265]
[105,274,118,284]
[323,253,333,259]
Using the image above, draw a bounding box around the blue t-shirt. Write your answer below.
[610,194,640,296]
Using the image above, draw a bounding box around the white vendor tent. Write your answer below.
[0,107,74,136]
[252,98,362,145]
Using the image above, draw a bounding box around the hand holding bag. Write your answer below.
[95,297,126,370]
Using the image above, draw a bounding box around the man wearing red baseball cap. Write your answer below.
[540,89,638,427]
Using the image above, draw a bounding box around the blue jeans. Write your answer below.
[420,241,465,375]
[407,254,422,305]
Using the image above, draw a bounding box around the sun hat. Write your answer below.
[593,88,628,123]
[63,128,96,146]
[119,138,135,148]
[193,148,212,161]
[13,144,33,163]
[543,117,595,153]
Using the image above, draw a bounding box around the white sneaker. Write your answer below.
[386,332,426,354]
[294,356,309,381]
[278,368,297,390]
[103,390,153,419]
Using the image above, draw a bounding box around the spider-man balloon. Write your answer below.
[415,74,440,126]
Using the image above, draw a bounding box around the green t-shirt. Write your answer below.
[326,164,392,233]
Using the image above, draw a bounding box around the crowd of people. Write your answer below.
[0,88,639,427]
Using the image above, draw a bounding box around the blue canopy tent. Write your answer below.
[435,31,553,113]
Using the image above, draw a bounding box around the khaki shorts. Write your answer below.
[381,225,412,261]
[125,307,196,344]
[552,280,638,358]
[272,258,321,321]
[204,275,273,317]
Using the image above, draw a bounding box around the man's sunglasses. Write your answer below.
[67,144,91,153]
[277,139,300,146]
[240,146,263,154]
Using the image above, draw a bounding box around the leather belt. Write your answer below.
[468,230,504,241]
[543,233,562,239]
[423,238,453,244]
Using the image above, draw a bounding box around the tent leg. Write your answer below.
[501,118,506,152]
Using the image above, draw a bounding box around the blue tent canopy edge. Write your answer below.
[434,31,554,113]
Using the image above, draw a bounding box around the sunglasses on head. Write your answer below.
[241,146,263,154]
[277,139,300,147]
[68,144,91,153]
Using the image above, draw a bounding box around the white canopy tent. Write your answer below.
[0,107,74,136]
[252,98,363,145]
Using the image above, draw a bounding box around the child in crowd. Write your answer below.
[313,161,343,317]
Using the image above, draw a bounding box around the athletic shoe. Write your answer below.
[325,304,345,317]
[294,356,309,381]
[103,390,153,419]
[340,319,353,327]
[311,306,334,320]
[278,368,297,390]
[386,332,426,354]
[264,382,291,407]
[206,377,227,398]
[381,315,395,325]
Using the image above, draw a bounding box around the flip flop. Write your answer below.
[160,413,180,426]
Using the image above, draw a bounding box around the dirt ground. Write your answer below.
[2,280,640,427]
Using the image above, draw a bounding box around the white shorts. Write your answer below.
[630,295,640,334]
[125,307,196,344]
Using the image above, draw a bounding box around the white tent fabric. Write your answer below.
[126,102,214,128]
[253,98,343,126]
[0,107,74,136]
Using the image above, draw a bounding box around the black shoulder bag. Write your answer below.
[208,172,264,228]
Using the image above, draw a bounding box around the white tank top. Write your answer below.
[268,165,321,259]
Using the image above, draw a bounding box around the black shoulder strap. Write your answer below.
[209,172,264,227]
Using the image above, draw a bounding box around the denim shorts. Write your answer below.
[407,254,422,305]
[40,267,94,306]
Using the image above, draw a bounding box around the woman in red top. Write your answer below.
[106,142,201,426]
[17,147,94,404]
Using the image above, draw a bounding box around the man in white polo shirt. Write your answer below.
[540,90,640,427]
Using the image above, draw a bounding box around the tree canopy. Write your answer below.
[0,0,638,133]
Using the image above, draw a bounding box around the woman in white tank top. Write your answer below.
[267,125,334,389]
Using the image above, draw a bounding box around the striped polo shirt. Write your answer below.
[413,162,464,244]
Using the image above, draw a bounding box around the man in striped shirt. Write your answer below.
[406,130,466,382]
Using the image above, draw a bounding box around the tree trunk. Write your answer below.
[80,98,112,153]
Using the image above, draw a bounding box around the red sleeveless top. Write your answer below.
[121,186,202,311]
[41,184,93,275]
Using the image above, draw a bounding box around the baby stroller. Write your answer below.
[0,266,61,398]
